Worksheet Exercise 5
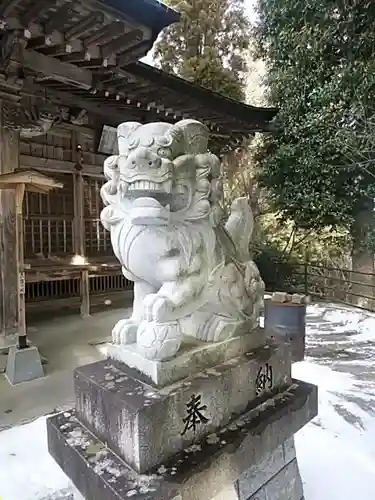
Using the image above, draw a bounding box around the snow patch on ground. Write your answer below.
[296,424,375,500]
[294,361,375,500]
[294,301,375,499]
[323,307,375,342]
[0,416,73,500]
[307,302,375,342]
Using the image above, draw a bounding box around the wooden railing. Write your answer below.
[25,273,131,303]
[265,260,375,312]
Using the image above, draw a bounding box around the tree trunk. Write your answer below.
[350,200,375,309]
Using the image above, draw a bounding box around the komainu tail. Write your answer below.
[225,197,254,261]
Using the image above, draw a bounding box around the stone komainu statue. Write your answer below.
[100,119,265,361]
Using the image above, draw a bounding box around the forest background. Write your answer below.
[151,0,375,304]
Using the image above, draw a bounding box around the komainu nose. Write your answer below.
[130,147,162,169]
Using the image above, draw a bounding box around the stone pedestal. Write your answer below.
[47,334,317,500]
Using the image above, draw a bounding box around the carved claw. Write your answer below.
[143,294,171,322]
[112,319,138,345]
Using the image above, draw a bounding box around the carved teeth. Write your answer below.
[128,180,171,192]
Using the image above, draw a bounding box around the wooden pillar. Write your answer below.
[80,269,90,318]
[15,183,27,345]
[0,105,20,340]
[72,130,90,317]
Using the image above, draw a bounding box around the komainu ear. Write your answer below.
[117,122,141,155]
[173,119,209,155]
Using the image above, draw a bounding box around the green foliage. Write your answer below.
[154,0,250,100]
[259,214,351,264]
[253,213,351,291]
[253,220,353,293]
[253,0,375,230]
[253,243,304,293]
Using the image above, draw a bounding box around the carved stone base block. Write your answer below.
[106,329,265,387]
[6,345,44,385]
[47,380,317,500]
[74,341,291,473]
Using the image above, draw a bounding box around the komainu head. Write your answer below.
[101,119,223,223]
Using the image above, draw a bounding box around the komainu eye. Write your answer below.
[157,147,172,158]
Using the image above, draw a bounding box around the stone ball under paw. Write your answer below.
[137,321,182,361]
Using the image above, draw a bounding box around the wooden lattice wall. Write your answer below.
[21,126,113,259]
[24,173,74,257]
[17,124,131,310]
[83,176,111,256]
[22,174,113,258]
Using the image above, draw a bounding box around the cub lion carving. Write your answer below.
[100,119,264,361]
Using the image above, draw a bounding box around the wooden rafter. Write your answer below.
[64,12,105,40]
[22,50,93,89]
[0,0,24,18]
[21,0,55,27]
[44,3,73,33]
[84,21,124,46]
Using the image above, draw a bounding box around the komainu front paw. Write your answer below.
[112,319,138,345]
[143,294,172,322]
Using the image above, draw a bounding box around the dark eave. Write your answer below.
[100,0,180,36]
[128,62,278,132]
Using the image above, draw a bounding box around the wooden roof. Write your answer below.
[0,0,277,152]
[0,0,178,63]
[22,59,277,151]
